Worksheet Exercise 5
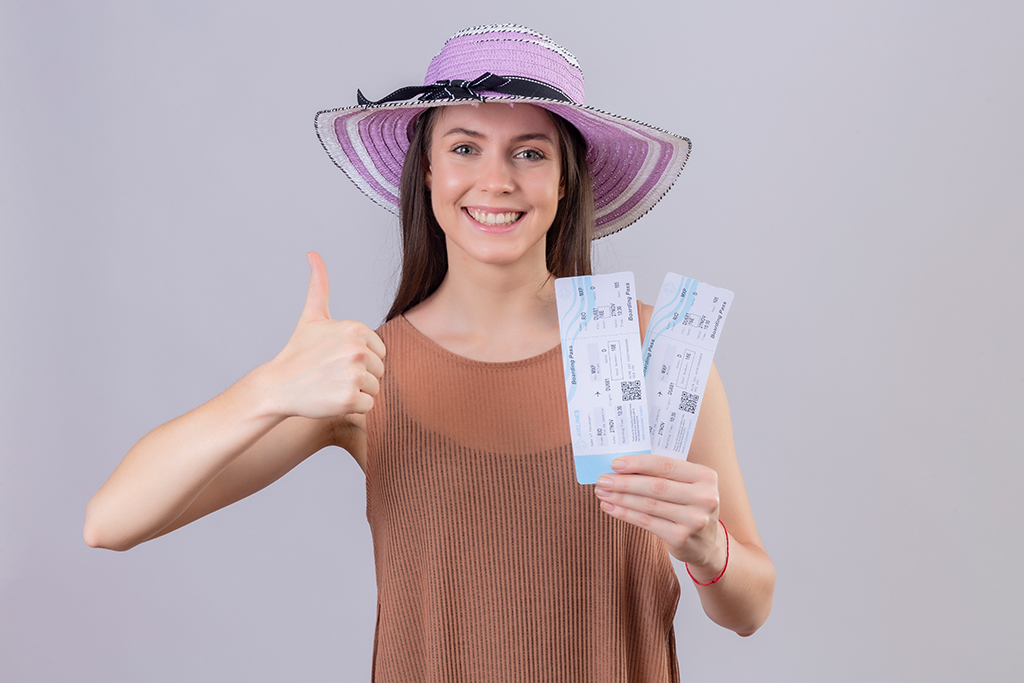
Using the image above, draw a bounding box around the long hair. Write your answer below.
[385,106,594,321]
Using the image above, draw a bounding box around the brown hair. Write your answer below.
[385,105,594,321]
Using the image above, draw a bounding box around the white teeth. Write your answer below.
[468,208,522,226]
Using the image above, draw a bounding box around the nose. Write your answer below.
[478,152,515,194]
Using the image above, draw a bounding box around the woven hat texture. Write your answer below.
[315,24,690,238]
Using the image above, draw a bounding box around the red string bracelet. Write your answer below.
[685,519,729,586]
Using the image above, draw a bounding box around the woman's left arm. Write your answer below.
[594,362,775,636]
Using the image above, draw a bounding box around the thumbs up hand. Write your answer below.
[264,252,386,419]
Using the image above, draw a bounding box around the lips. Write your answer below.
[465,207,524,227]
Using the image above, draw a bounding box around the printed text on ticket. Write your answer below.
[642,273,733,461]
[555,272,651,484]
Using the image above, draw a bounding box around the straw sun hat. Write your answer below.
[315,24,690,239]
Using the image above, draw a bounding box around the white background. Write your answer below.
[2,2,1022,681]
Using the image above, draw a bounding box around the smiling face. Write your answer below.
[425,102,564,270]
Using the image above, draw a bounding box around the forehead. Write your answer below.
[433,102,558,139]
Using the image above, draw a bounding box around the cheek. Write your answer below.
[429,160,464,198]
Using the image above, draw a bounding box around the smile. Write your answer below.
[465,207,524,227]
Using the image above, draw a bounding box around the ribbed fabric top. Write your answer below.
[364,315,680,682]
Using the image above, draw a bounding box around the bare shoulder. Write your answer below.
[637,299,654,343]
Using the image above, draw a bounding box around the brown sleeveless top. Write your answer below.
[364,315,680,682]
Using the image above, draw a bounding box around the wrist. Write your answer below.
[685,519,729,586]
[242,361,290,420]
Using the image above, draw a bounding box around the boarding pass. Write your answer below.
[556,272,733,484]
[555,272,651,484]
[642,273,733,460]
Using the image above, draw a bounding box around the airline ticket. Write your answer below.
[555,272,651,484]
[641,273,733,460]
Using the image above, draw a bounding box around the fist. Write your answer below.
[266,252,386,419]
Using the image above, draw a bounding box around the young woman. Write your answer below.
[85,24,774,681]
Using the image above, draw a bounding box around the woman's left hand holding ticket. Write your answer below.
[594,455,728,580]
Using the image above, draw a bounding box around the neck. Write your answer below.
[403,244,561,362]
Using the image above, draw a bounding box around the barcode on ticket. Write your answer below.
[621,380,643,401]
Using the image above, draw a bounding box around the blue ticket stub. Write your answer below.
[555,272,651,484]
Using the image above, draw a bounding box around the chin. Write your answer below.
[451,239,546,269]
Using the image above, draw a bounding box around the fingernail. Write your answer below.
[597,476,613,489]
[595,487,609,499]
[611,459,626,472]
[600,502,614,513]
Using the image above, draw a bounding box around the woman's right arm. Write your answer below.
[83,252,384,551]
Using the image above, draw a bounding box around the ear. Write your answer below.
[425,165,432,190]
[558,176,565,200]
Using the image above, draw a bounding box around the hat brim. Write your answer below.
[314,97,690,239]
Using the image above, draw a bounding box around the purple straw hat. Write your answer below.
[315,24,691,239]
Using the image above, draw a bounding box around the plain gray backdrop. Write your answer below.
[2,1,1022,681]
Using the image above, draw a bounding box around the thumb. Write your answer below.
[300,251,331,322]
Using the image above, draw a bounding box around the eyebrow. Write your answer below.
[440,127,555,144]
